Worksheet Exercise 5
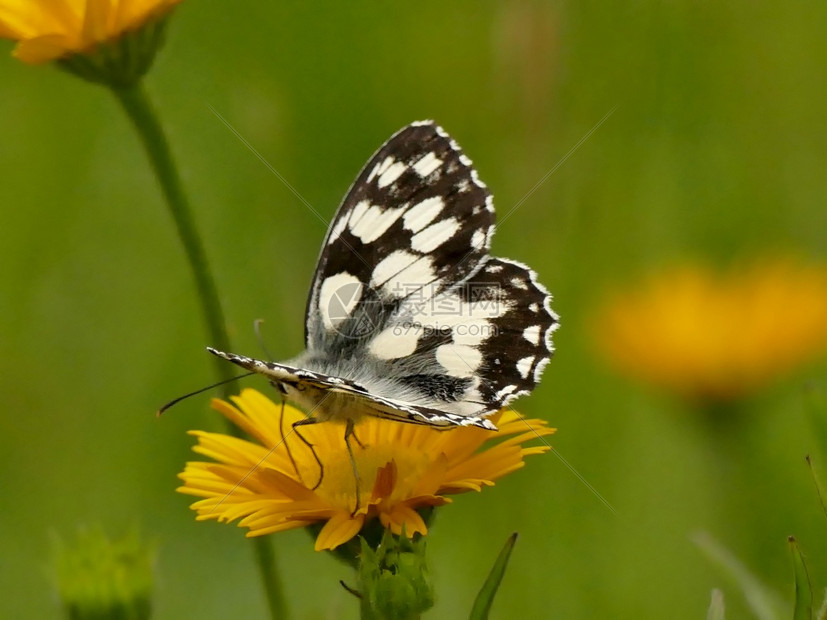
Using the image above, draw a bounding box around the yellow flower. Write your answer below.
[0,0,181,63]
[177,389,554,551]
[593,259,827,403]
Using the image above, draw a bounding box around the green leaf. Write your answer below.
[707,589,725,620]
[470,533,518,620]
[790,536,813,620]
[693,531,786,620]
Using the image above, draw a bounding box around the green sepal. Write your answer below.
[55,14,170,88]
[352,528,433,620]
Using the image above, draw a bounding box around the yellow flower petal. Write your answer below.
[0,0,182,63]
[379,503,429,537]
[314,511,365,552]
[177,388,554,550]
[14,35,74,63]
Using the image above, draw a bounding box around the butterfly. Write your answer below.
[209,121,558,476]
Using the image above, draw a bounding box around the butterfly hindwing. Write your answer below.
[362,256,558,417]
[460,257,558,410]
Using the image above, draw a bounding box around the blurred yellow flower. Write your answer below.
[0,0,181,63]
[593,260,827,403]
[177,389,554,551]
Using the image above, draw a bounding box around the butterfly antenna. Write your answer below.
[156,372,255,416]
[253,319,276,360]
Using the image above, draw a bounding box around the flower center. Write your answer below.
[298,439,432,509]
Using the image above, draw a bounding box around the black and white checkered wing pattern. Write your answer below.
[364,255,558,419]
[304,121,494,351]
[210,121,557,430]
[454,257,557,411]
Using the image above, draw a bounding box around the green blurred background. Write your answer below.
[2,1,827,617]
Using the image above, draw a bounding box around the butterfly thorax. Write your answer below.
[278,381,370,424]
[282,349,463,421]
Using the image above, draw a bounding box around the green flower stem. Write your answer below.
[110,81,233,393]
[110,81,288,620]
[252,530,290,619]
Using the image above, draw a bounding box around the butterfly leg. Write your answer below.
[350,426,367,450]
[279,399,304,484]
[344,419,362,515]
[292,417,324,490]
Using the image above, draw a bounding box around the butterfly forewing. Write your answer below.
[305,121,495,352]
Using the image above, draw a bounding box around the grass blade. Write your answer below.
[693,531,785,620]
[790,536,813,620]
[470,533,518,620]
[707,588,726,620]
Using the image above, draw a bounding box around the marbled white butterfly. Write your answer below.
[209,121,558,439]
